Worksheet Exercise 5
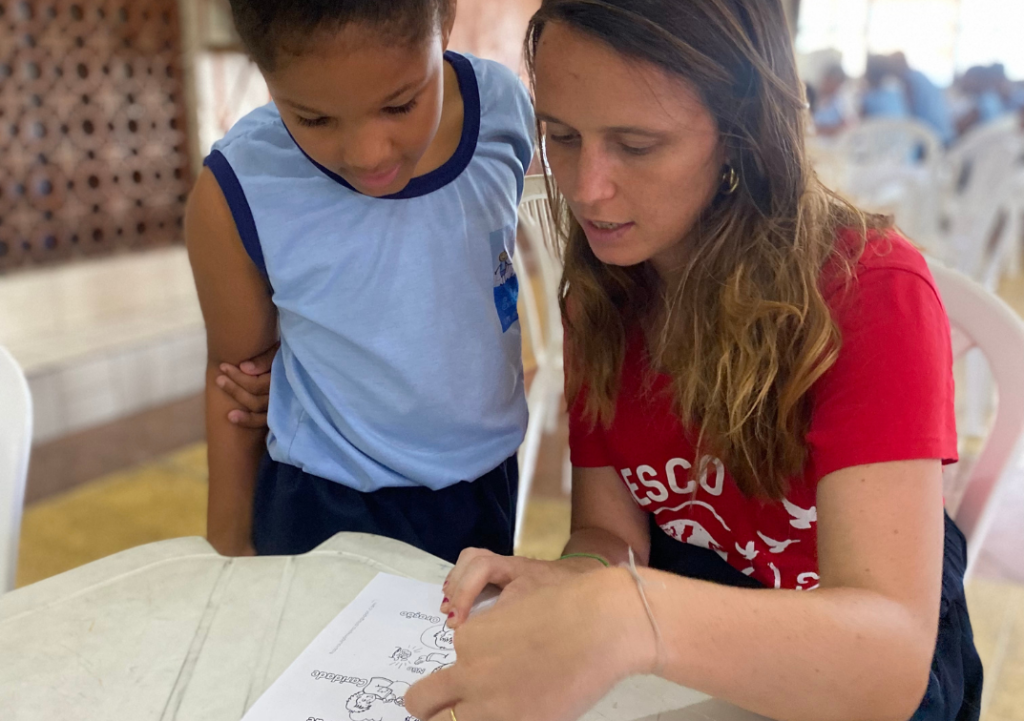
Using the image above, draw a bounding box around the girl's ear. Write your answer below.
[441,0,457,49]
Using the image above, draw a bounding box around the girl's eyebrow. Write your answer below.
[282,100,328,115]
[279,76,428,116]
[537,112,665,137]
[380,79,421,104]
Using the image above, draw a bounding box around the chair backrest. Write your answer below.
[927,260,1024,573]
[512,240,547,371]
[0,345,32,592]
[839,118,943,169]
[517,175,564,359]
[942,120,1024,240]
[961,170,1024,288]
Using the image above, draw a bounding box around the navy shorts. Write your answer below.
[252,454,518,564]
[648,512,983,720]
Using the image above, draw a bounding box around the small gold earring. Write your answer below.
[721,165,739,195]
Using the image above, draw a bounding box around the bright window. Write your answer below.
[797,0,1024,85]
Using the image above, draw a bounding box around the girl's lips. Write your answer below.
[354,164,402,190]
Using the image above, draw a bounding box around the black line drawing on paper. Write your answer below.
[420,623,454,651]
[389,647,412,665]
[345,677,415,721]
[409,624,455,673]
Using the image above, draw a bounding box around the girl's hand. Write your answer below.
[440,548,607,628]
[215,342,279,428]
[407,568,656,721]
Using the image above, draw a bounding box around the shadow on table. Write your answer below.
[632,698,772,721]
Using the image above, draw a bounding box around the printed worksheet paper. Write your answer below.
[242,573,452,721]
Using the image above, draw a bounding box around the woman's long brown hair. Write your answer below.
[526,0,891,500]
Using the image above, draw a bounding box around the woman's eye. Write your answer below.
[384,99,418,116]
[297,116,331,128]
[621,144,655,156]
[547,133,580,146]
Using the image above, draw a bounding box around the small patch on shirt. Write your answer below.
[490,227,519,333]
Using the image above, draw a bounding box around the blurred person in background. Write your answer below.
[812,63,855,136]
[861,53,911,119]
[890,52,955,145]
[954,65,1009,135]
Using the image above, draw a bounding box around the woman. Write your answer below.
[404,2,982,721]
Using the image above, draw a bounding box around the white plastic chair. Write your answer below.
[927,260,1024,576]
[836,119,946,257]
[513,248,551,547]
[940,119,1024,284]
[0,345,32,592]
[513,176,572,547]
[518,175,566,433]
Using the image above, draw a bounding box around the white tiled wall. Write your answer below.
[0,248,208,444]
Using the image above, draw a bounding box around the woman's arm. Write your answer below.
[635,458,943,721]
[441,465,649,622]
[563,465,652,565]
[185,168,279,556]
[410,458,944,721]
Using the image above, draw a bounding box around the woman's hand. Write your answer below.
[407,568,656,721]
[215,342,278,428]
[440,548,607,628]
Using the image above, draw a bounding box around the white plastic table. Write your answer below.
[0,533,766,721]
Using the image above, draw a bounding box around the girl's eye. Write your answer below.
[297,116,330,128]
[384,99,418,116]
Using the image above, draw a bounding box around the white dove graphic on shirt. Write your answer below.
[782,498,817,529]
[735,541,758,561]
[757,531,800,554]
[660,519,728,561]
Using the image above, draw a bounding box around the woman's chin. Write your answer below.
[589,244,651,268]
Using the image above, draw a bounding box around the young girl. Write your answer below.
[407,1,982,720]
[186,0,534,561]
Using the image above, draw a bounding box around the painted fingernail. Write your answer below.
[447,612,454,619]
[442,597,449,604]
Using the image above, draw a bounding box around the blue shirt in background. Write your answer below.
[862,82,910,119]
[977,91,1007,123]
[904,69,955,144]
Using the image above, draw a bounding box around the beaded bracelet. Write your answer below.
[559,552,611,568]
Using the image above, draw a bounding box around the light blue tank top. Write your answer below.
[205,52,534,492]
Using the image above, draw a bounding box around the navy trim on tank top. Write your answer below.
[285,50,482,200]
[203,150,270,282]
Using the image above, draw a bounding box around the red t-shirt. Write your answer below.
[569,231,957,590]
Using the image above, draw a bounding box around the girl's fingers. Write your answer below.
[219,363,271,398]
[240,342,280,376]
[216,373,269,413]
[227,410,268,429]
